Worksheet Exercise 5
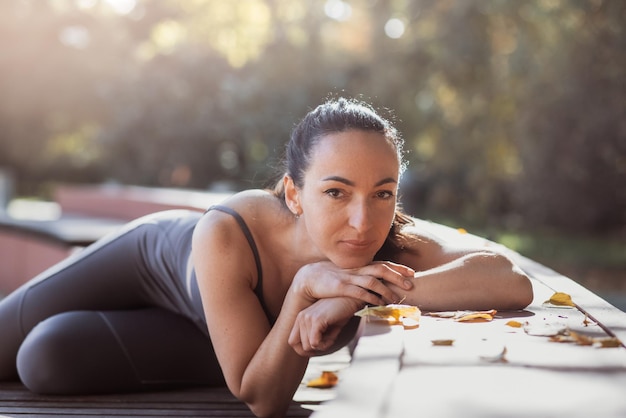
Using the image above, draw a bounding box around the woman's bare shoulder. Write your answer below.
[192,192,269,288]
[215,189,281,213]
[194,189,285,241]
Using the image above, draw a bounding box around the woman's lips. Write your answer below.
[341,239,372,250]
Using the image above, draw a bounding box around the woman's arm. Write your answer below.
[193,212,304,418]
[392,230,533,311]
[288,297,363,356]
[192,213,413,418]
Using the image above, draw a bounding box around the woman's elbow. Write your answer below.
[509,264,534,309]
[491,253,534,309]
[237,386,289,418]
[472,251,534,310]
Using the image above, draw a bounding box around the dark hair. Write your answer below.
[271,97,416,260]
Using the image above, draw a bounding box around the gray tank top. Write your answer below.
[207,205,274,324]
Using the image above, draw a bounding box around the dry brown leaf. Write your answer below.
[544,292,576,307]
[306,371,338,389]
[594,337,622,348]
[549,329,601,346]
[401,317,420,329]
[549,333,591,346]
[425,311,457,318]
[355,304,421,327]
[431,339,455,346]
[455,309,497,322]
[505,320,523,328]
[426,310,497,322]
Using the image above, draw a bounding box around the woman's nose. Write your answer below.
[348,200,371,231]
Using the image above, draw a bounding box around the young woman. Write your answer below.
[0,97,533,417]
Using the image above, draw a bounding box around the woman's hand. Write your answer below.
[290,261,415,307]
[288,297,361,356]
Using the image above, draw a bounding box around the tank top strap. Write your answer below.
[206,205,274,323]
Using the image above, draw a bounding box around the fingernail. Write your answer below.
[404,279,413,289]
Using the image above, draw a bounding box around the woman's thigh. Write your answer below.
[17,308,224,394]
[0,216,174,379]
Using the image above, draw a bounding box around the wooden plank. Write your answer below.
[511,254,626,346]
[0,382,312,417]
[410,218,626,344]
[386,366,626,418]
[314,223,626,417]
[0,328,350,418]
[311,321,404,418]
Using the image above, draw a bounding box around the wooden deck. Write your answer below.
[2,210,624,417]
[0,340,349,417]
[313,220,626,418]
[0,382,305,417]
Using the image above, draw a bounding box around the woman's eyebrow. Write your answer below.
[321,176,397,187]
[375,177,398,187]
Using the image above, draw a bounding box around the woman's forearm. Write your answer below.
[397,252,533,311]
[236,292,311,418]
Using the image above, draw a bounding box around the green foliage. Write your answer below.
[0,0,624,234]
[496,231,626,270]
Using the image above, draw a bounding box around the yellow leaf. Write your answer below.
[506,320,523,328]
[355,304,421,326]
[549,330,593,345]
[425,311,457,318]
[454,309,497,322]
[594,337,622,348]
[545,292,575,307]
[307,371,338,388]
[431,339,455,346]
[548,329,622,348]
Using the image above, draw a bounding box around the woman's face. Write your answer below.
[295,129,400,269]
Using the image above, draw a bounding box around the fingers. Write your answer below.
[361,261,415,290]
[288,313,328,356]
[346,262,414,304]
[294,261,415,306]
[288,298,355,356]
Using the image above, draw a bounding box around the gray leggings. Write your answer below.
[0,210,225,394]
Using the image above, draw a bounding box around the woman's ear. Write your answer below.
[283,175,302,216]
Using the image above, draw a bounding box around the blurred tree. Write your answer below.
[513,0,626,232]
[0,0,623,234]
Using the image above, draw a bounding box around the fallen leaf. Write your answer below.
[549,330,593,346]
[306,371,338,389]
[506,320,523,328]
[457,228,468,234]
[544,292,576,307]
[431,339,455,346]
[355,304,421,327]
[401,317,420,329]
[594,337,622,348]
[455,309,498,322]
[426,310,497,322]
[425,311,457,319]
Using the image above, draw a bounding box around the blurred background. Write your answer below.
[0,0,624,305]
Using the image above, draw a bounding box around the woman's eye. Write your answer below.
[324,188,343,198]
[376,190,394,199]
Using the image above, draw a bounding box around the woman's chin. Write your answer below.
[330,254,375,270]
